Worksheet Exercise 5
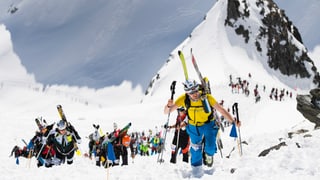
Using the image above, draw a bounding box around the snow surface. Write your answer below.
[1,0,320,180]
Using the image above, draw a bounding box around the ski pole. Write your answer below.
[158,80,176,163]
[232,102,243,156]
[216,130,223,158]
[174,127,180,163]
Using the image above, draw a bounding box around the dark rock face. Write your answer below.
[296,88,320,129]
[258,142,287,157]
[225,0,320,87]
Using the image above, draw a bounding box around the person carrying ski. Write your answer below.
[46,120,79,165]
[109,122,129,166]
[88,124,104,166]
[164,79,241,174]
[165,106,189,164]
[10,118,55,167]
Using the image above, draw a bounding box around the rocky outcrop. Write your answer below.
[258,142,287,157]
[296,88,320,129]
[225,0,320,87]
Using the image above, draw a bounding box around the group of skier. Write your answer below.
[10,117,81,167]
[9,78,241,179]
[229,73,293,103]
[86,122,131,167]
[10,50,243,178]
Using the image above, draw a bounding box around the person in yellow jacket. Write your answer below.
[164,79,240,175]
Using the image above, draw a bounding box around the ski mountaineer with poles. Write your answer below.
[165,106,189,164]
[164,79,241,177]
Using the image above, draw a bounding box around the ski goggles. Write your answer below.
[188,90,199,95]
[185,86,199,94]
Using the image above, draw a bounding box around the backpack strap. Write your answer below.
[184,94,214,125]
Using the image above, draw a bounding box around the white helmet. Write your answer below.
[183,79,199,93]
[57,120,67,130]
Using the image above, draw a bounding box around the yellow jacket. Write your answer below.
[174,93,217,126]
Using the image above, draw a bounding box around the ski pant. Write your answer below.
[114,145,128,165]
[171,130,189,163]
[186,120,219,166]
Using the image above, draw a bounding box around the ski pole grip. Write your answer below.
[170,81,176,100]
[232,102,239,122]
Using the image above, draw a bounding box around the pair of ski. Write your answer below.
[178,49,211,113]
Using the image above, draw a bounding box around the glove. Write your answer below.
[27,141,34,150]
[164,124,169,129]
[42,137,47,144]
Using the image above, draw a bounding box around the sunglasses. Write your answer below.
[188,90,199,95]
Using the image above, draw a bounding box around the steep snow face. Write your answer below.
[0,24,36,85]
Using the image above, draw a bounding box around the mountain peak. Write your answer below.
[145,0,318,100]
[225,0,320,87]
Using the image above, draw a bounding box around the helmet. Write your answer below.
[183,79,199,93]
[57,120,67,130]
[36,117,47,130]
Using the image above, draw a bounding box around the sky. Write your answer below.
[1,0,320,179]
[0,0,216,89]
[0,0,319,90]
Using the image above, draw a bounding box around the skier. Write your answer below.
[46,120,79,165]
[149,133,161,155]
[129,133,138,161]
[10,118,55,167]
[87,124,104,166]
[139,131,150,156]
[164,79,240,176]
[109,122,129,166]
[165,106,189,164]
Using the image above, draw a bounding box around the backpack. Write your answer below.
[184,94,214,124]
[122,134,131,147]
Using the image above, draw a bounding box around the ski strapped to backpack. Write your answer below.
[190,48,212,113]
[107,122,132,143]
[178,50,189,81]
[56,105,81,141]
[178,49,212,113]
